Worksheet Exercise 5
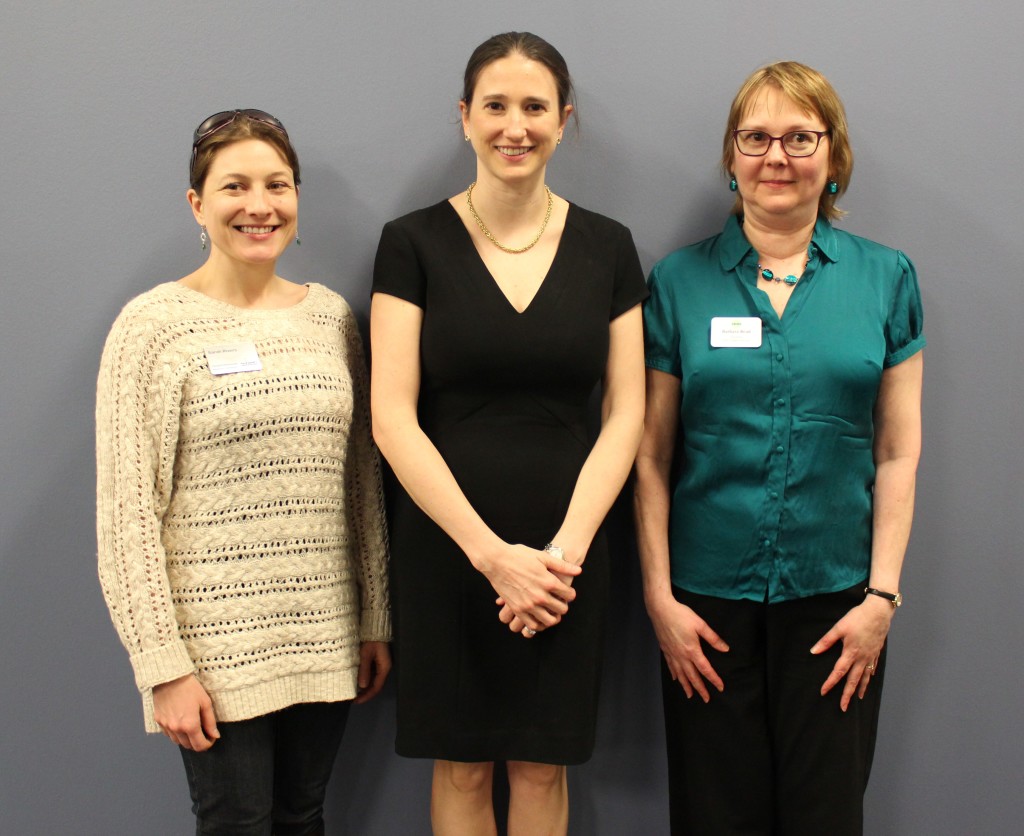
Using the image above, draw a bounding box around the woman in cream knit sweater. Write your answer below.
[96,110,390,834]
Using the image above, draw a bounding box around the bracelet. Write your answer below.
[864,587,903,609]
[543,543,566,561]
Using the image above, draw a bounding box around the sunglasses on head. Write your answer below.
[193,109,288,146]
[189,109,289,184]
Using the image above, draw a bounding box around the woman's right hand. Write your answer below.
[648,597,729,703]
[484,544,581,634]
[152,674,220,751]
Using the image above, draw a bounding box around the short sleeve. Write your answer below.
[883,251,926,367]
[372,219,426,309]
[643,262,683,377]
[610,224,649,319]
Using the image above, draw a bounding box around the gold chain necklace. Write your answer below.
[465,181,553,254]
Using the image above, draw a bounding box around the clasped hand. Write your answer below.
[485,544,580,638]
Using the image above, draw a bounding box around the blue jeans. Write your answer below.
[179,701,351,836]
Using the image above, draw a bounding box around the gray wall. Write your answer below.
[2,2,1021,834]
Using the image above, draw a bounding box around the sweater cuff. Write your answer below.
[360,608,392,643]
[130,642,196,691]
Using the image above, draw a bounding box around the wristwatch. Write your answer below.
[543,543,566,561]
[864,587,903,609]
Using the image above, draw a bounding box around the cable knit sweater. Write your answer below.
[96,281,390,732]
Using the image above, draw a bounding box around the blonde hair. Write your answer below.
[721,61,852,221]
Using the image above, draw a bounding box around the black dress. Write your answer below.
[372,201,647,764]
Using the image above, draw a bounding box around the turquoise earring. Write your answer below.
[827,180,838,194]
[729,178,738,192]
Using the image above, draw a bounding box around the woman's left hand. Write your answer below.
[353,641,392,704]
[810,595,894,711]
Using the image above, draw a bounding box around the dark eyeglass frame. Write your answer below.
[189,109,289,184]
[732,129,830,158]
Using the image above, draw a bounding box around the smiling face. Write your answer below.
[460,54,571,188]
[187,139,298,267]
[730,85,831,228]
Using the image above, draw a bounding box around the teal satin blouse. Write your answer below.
[644,215,925,603]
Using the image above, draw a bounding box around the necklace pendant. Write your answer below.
[760,268,774,280]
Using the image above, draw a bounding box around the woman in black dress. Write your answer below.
[370,32,647,835]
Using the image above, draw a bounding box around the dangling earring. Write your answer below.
[295,232,301,246]
[200,226,207,250]
[729,178,738,192]
[464,134,470,142]
[556,135,562,145]
[827,180,838,194]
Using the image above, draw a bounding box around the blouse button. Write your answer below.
[776,445,784,453]
[776,353,784,361]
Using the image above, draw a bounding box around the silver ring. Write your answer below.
[524,628,537,637]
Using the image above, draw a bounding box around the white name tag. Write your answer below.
[205,342,263,375]
[710,317,762,348]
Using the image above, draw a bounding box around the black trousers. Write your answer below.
[662,584,886,836]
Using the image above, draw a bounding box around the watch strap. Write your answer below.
[864,587,902,608]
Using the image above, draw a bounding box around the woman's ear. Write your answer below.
[186,188,204,226]
[560,103,573,131]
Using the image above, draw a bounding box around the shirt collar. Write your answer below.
[719,214,840,271]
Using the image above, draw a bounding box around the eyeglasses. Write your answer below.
[732,129,829,158]
[189,109,288,182]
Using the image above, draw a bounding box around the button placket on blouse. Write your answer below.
[761,323,793,565]
[763,252,821,593]
[737,255,795,587]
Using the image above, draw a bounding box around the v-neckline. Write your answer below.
[445,200,573,316]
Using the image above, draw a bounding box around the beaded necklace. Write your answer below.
[757,249,812,286]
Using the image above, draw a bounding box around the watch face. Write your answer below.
[893,592,903,607]
[544,544,565,561]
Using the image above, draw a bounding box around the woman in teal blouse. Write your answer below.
[635,62,924,835]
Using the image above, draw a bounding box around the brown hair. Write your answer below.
[189,114,301,193]
[721,61,852,221]
[462,32,578,130]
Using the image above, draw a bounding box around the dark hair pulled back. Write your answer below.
[462,32,578,129]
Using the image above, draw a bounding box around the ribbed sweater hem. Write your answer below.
[141,668,360,733]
